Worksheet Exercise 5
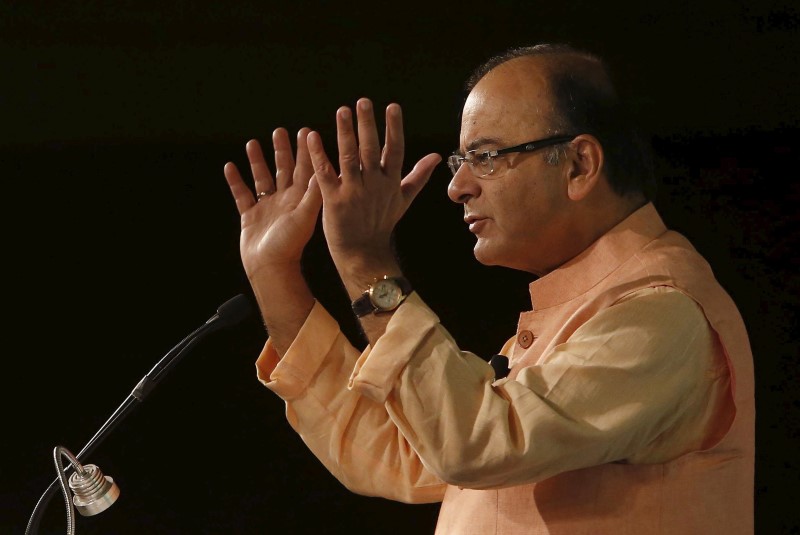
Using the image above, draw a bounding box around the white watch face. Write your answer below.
[370,279,403,310]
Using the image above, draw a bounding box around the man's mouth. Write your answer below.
[465,214,488,233]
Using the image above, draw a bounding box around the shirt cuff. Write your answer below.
[255,300,340,400]
[348,292,440,403]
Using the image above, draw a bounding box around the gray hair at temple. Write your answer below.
[466,44,657,202]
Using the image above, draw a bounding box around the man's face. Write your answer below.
[448,58,574,276]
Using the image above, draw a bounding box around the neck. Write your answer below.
[584,192,647,242]
[535,194,647,277]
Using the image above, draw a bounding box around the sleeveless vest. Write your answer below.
[435,204,755,534]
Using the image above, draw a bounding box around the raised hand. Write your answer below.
[224,128,323,353]
[306,98,441,280]
[224,127,322,281]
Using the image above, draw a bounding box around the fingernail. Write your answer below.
[359,99,371,111]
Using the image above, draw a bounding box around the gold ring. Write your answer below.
[256,191,269,201]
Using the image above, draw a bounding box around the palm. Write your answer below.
[224,128,321,279]
[240,190,312,269]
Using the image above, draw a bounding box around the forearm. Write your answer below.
[249,262,315,357]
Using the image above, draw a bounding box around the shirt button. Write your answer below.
[518,330,534,348]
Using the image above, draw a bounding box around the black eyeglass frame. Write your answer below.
[447,134,577,177]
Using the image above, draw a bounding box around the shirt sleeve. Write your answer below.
[350,288,731,490]
[255,298,447,504]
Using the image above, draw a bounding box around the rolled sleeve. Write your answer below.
[256,300,342,400]
[348,292,441,403]
[252,296,447,503]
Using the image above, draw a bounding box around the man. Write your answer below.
[224,44,754,534]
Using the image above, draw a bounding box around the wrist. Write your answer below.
[328,243,396,281]
[334,256,403,300]
[246,260,303,283]
[351,275,413,318]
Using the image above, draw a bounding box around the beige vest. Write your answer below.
[436,205,755,534]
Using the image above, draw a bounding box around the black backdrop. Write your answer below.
[5,1,799,534]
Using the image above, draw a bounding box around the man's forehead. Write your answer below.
[459,58,554,143]
[459,84,552,149]
[471,57,551,99]
[461,91,548,122]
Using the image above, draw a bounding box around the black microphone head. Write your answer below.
[213,294,255,327]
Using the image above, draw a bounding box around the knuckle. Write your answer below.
[316,160,336,177]
[339,152,360,167]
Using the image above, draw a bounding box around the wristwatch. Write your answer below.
[351,276,413,317]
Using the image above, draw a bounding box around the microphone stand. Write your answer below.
[25,294,253,535]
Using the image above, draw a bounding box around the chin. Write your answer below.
[472,241,504,267]
[473,240,540,274]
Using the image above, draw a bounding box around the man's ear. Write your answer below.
[565,134,604,201]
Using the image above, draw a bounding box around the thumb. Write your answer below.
[297,175,323,220]
[400,153,442,202]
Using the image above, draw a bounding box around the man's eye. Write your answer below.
[474,152,490,164]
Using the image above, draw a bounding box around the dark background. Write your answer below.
[4,1,798,533]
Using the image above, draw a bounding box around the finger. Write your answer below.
[356,98,381,172]
[297,174,323,222]
[223,161,256,215]
[382,103,405,177]
[272,127,295,191]
[307,130,339,195]
[294,127,313,188]
[400,153,442,202]
[246,139,276,196]
[336,106,361,183]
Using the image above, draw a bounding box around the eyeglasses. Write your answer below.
[446,134,576,177]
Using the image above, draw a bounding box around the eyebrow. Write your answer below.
[456,136,506,155]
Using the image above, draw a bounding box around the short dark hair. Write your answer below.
[466,44,656,201]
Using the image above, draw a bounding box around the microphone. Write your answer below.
[133,293,254,399]
[25,294,254,535]
[489,354,511,380]
[206,292,254,328]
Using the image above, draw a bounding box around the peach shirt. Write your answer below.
[256,203,754,534]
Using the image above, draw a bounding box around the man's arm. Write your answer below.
[306,98,441,344]
[256,300,448,504]
[227,122,447,503]
[353,288,731,489]
[223,127,322,355]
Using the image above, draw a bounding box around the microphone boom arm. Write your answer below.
[25,294,253,535]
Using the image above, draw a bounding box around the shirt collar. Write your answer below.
[528,202,668,310]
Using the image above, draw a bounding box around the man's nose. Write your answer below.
[447,164,481,204]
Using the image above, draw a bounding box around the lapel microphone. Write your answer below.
[489,354,511,380]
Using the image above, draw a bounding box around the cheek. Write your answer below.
[501,182,561,238]
[498,187,539,229]
[492,182,529,218]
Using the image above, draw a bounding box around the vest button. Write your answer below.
[518,330,534,348]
